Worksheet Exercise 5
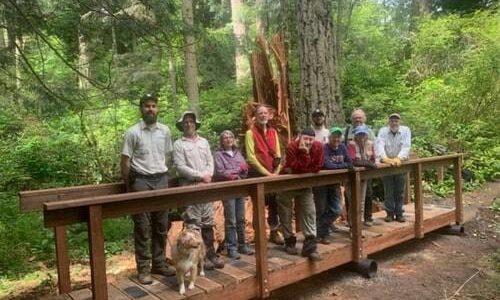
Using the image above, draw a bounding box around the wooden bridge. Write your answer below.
[19,154,464,300]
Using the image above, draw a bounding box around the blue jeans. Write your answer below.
[383,174,406,218]
[223,197,246,252]
[314,184,342,238]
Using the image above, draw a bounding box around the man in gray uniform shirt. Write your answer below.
[121,93,176,284]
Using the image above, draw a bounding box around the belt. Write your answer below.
[132,171,168,179]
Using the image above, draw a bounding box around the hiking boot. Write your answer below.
[238,244,255,255]
[396,215,406,223]
[284,236,298,255]
[304,250,323,261]
[227,249,241,260]
[384,215,394,222]
[208,254,225,269]
[270,230,285,245]
[151,265,176,277]
[318,235,334,245]
[204,259,215,270]
[137,272,153,285]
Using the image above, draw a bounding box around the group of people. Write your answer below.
[120,94,411,284]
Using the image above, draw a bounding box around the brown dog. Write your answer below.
[171,223,205,295]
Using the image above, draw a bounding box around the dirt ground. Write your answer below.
[269,181,500,300]
[4,181,500,300]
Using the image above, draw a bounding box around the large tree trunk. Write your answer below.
[255,0,267,35]
[182,0,200,114]
[296,0,344,129]
[230,0,249,84]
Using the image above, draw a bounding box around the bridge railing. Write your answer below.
[19,154,463,300]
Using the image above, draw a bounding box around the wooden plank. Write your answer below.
[107,284,130,300]
[239,252,280,272]
[350,171,362,262]
[363,226,415,255]
[131,276,184,300]
[414,163,424,239]
[268,243,352,291]
[189,278,258,300]
[453,156,463,224]
[203,269,238,288]
[190,275,223,293]
[152,274,204,298]
[20,183,124,212]
[227,259,256,274]
[267,256,294,271]
[87,206,107,300]
[217,263,254,282]
[359,165,414,181]
[113,278,158,300]
[250,183,269,298]
[54,226,71,294]
[423,210,455,233]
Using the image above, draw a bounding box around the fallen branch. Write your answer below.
[445,269,481,300]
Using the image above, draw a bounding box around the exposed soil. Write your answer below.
[3,182,499,300]
[269,181,500,300]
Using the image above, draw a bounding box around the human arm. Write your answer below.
[398,127,412,161]
[203,140,214,183]
[120,154,131,192]
[272,132,282,175]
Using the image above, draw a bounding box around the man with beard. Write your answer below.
[376,113,411,222]
[245,104,284,245]
[121,93,176,284]
[173,111,225,270]
[344,108,376,226]
[311,109,330,144]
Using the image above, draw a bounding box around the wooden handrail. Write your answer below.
[18,154,464,299]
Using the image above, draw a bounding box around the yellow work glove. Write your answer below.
[392,157,402,166]
[381,157,396,165]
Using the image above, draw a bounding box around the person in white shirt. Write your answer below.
[376,113,412,222]
[311,108,330,144]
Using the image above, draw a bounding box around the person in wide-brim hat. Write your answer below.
[176,111,201,131]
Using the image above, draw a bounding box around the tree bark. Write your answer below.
[78,31,91,90]
[167,49,178,108]
[296,0,344,129]
[230,0,249,84]
[182,0,200,114]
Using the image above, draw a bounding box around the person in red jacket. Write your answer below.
[278,128,324,261]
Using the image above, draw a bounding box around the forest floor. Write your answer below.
[3,181,499,300]
[270,181,500,300]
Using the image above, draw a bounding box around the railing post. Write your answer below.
[250,183,269,298]
[453,156,463,225]
[54,226,71,294]
[350,170,363,262]
[88,205,107,300]
[414,163,424,238]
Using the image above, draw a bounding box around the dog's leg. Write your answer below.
[177,271,186,295]
[199,258,205,276]
[188,265,197,290]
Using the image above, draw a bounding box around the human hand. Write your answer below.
[201,175,212,183]
[239,162,249,172]
[227,174,238,180]
[393,158,402,166]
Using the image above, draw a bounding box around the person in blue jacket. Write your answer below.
[315,127,352,244]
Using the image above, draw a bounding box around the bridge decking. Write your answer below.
[54,203,455,300]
